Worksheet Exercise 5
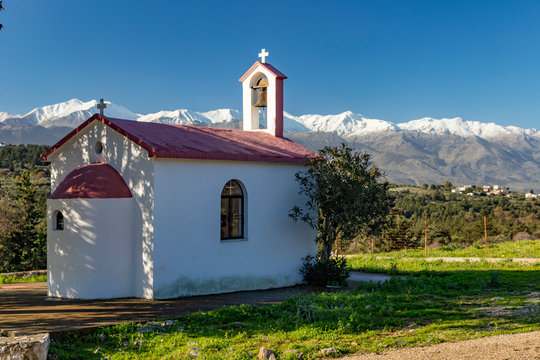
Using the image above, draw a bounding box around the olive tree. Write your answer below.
[290,144,394,261]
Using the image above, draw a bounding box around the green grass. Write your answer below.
[50,256,540,360]
[347,254,540,275]
[371,240,540,259]
[0,274,46,284]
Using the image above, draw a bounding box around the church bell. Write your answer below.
[252,77,268,108]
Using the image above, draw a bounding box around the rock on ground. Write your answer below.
[0,333,50,360]
[258,347,277,360]
[320,347,338,356]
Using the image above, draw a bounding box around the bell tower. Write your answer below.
[239,49,287,138]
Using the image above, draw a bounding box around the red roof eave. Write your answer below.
[152,150,308,164]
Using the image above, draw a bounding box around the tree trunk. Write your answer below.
[319,220,335,262]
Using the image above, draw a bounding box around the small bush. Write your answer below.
[289,296,319,323]
[300,255,350,286]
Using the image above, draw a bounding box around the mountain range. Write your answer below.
[1,99,539,192]
[1,99,538,138]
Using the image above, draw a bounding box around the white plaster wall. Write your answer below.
[47,121,155,299]
[47,198,134,299]
[152,159,317,299]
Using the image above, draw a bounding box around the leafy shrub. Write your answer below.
[289,296,319,323]
[300,255,350,286]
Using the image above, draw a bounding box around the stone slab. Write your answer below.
[0,333,49,360]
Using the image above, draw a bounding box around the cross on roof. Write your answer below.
[97,99,107,115]
[258,48,269,63]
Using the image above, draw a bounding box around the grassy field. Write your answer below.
[369,240,540,259]
[50,245,540,359]
[347,254,540,276]
[0,274,46,284]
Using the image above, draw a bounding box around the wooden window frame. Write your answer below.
[220,180,244,240]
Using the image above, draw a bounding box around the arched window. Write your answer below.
[220,180,244,240]
[55,211,64,231]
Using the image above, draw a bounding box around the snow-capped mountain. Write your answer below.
[0,99,137,128]
[0,112,19,123]
[137,109,210,125]
[138,108,241,126]
[1,98,538,139]
[284,111,539,138]
[285,111,397,136]
[397,117,539,138]
[200,109,241,124]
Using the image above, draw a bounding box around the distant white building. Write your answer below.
[481,185,509,195]
[41,51,316,300]
[452,185,472,194]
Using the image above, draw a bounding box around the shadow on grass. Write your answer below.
[50,266,540,359]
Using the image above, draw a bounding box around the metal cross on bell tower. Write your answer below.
[97,99,107,115]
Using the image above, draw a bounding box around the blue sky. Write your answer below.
[1,0,540,128]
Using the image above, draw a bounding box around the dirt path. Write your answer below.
[0,272,389,335]
[0,282,311,335]
[343,331,540,360]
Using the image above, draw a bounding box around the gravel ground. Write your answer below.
[343,331,540,360]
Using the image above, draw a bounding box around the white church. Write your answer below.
[41,50,317,300]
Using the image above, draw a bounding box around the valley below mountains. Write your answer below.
[288,131,540,193]
[1,99,539,192]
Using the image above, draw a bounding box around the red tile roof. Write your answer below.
[41,114,313,164]
[49,163,132,199]
[239,61,287,82]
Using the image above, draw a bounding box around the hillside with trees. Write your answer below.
[0,145,49,272]
[349,185,540,253]
[0,144,49,170]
